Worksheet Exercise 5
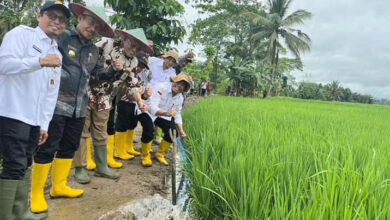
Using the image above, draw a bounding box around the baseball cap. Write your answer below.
[40,1,71,18]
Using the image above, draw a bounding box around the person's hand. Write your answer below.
[38,130,48,145]
[179,130,187,139]
[143,87,152,99]
[111,58,123,71]
[138,101,148,112]
[165,109,177,117]
[39,54,61,67]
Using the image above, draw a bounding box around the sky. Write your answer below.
[88,0,390,99]
[286,0,390,99]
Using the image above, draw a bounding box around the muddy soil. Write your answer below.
[46,96,202,220]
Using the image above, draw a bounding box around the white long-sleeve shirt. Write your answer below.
[148,82,183,124]
[0,25,62,130]
[148,57,176,90]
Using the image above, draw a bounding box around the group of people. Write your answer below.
[199,80,211,96]
[0,1,194,219]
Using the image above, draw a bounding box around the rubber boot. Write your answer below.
[13,170,48,220]
[125,130,140,156]
[141,141,153,167]
[154,127,163,144]
[86,138,96,170]
[155,140,171,166]
[30,162,51,213]
[94,146,120,179]
[106,135,122,168]
[0,178,18,220]
[74,167,90,184]
[114,131,134,160]
[49,158,84,198]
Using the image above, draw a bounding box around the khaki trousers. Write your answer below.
[73,106,110,167]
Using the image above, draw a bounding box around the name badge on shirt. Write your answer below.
[49,72,56,88]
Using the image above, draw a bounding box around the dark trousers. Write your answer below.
[34,115,85,164]
[116,101,154,143]
[107,98,116,135]
[0,116,40,180]
[154,117,178,143]
[201,89,206,96]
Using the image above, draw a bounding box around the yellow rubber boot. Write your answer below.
[49,158,84,198]
[86,138,96,170]
[30,162,51,213]
[114,131,134,160]
[106,135,122,168]
[126,130,140,156]
[155,140,171,166]
[154,127,163,144]
[141,141,153,167]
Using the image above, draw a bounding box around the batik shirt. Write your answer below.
[88,38,139,111]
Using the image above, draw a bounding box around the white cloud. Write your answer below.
[290,0,390,99]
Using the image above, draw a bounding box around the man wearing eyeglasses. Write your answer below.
[30,3,123,214]
[0,1,70,219]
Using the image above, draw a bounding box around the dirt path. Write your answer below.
[47,96,202,220]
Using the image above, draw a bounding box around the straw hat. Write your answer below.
[115,28,153,54]
[162,50,179,63]
[170,73,193,92]
[69,3,114,38]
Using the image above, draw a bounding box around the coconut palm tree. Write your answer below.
[246,0,312,97]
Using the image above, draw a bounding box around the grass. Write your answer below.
[183,96,390,220]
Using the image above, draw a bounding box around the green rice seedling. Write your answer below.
[183,97,390,219]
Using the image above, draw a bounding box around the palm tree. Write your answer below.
[247,0,312,97]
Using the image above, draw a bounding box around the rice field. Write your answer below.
[183,97,390,220]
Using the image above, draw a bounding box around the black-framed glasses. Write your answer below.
[44,11,67,24]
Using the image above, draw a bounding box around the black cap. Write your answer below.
[40,1,71,18]
[136,51,149,69]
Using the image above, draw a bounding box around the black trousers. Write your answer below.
[107,98,116,136]
[116,101,154,143]
[154,117,178,143]
[34,115,85,164]
[0,116,40,180]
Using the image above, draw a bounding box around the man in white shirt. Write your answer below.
[148,50,179,144]
[0,1,70,219]
[145,73,192,166]
[149,50,178,90]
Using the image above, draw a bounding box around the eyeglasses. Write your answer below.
[44,11,67,24]
[82,14,102,30]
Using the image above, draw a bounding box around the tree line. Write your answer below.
[185,0,312,98]
[281,81,374,104]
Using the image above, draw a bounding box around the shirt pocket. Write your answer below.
[27,42,44,57]
[83,50,99,73]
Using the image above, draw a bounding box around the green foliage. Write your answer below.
[188,0,310,97]
[203,45,215,62]
[0,0,41,43]
[286,81,374,104]
[104,0,186,54]
[184,96,390,219]
[215,78,230,95]
[245,0,312,97]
